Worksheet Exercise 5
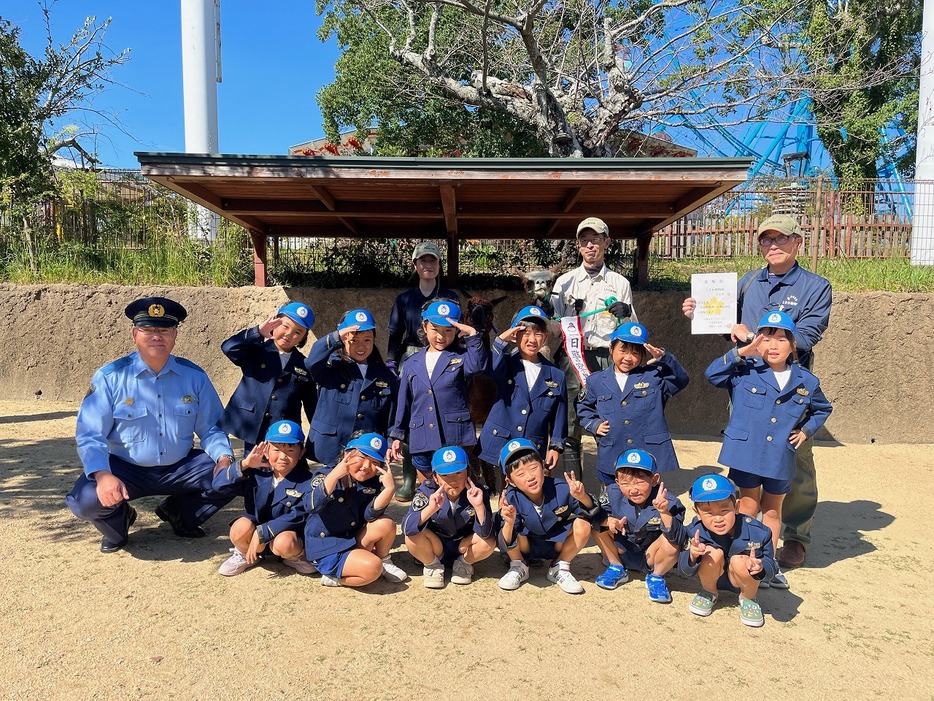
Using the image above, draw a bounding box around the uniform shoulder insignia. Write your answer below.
[796,387,809,396]
[413,492,429,510]
[311,474,326,489]
[598,492,610,507]
[85,383,97,398]
[286,488,303,498]
[175,357,207,373]
[634,381,650,390]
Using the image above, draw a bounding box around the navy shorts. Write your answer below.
[412,452,434,478]
[523,533,562,561]
[729,468,791,495]
[311,549,353,578]
[613,538,650,573]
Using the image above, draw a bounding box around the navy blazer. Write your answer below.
[705,348,832,482]
[477,338,567,464]
[305,331,398,467]
[498,477,601,549]
[389,334,490,453]
[576,351,689,478]
[401,482,495,541]
[678,514,778,582]
[218,326,316,445]
[213,461,313,543]
[302,469,387,561]
[598,482,687,553]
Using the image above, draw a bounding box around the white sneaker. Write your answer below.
[381,556,409,583]
[547,564,584,594]
[423,563,445,589]
[451,558,474,585]
[498,562,529,591]
[283,556,317,576]
[320,573,342,587]
[218,548,254,577]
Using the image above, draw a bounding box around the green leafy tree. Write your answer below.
[0,9,128,269]
[316,0,804,158]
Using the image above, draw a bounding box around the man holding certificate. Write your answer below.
[683,214,832,569]
[551,217,637,476]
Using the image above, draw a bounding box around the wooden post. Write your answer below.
[447,233,460,285]
[636,232,651,287]
[812,176,823,271]
[249,230,267,287]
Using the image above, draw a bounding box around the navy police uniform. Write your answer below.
[213,460,313,542]
[303,469,388,570]
[218,325,316,449]
[576,351,690,482]
[497,477,601,559]
[705,348,832,486]
[678,514,779,591]
[389,334,490,457]
[402,482,494,564]
[598,483,687,572]
[387,286,460,365]
[305,331,398,468]
[477,337,567,465]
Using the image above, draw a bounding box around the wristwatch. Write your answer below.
[219,454,235,464]
[745,332,755,343]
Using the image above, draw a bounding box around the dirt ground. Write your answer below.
[2,400,932,700]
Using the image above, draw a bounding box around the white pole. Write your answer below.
[912,0,934,265]
[181,0,220,240]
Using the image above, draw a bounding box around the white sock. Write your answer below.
[426,557,442,568]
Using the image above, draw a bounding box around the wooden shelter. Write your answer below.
[136,153,753,286]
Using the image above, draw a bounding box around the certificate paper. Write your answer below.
[691,273,737,334]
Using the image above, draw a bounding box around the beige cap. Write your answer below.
[576,217,609,237]
[757,214,801,238]
[412,241,442,261]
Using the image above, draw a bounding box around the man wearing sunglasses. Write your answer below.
[67,296,234,553]
[683,214,832,570]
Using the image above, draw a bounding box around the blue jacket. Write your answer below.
[303,469,388,560]
[738,263,832,367]
[598,482,687,554]
[497,477,601,549]
[402,482,495,541]
[218,326,316,445]
[305,331,398,467]
[213,461,312,543]
[389,334,490,453]
[678,514,778,582]
[576,351,690,478]
[477,338,567,464]
[705,348,832,481]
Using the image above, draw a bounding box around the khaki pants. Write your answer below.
[557,347,611,475]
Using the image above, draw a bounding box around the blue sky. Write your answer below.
[5,0,340,168]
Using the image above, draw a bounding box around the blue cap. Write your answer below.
[422,300,461,326]
[511,305,548,327]
[615,449,657,474]
[338,308,375,332]
[125,297,187,327]
[278,302,315,330]
[610,322,648,345]
[690,474,737,503]
[345,432,387,462]
[264,420,304,444]
[757,310,797,336]
[499,438,541,473]
[431,446,469,475]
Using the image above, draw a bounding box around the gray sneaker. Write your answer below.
[320,573,342,587]
[381,556,409,583]
[218,549,254,577]
[450,558,474,585]
[763,569,789,589]
[423,563,445,589]
[283,556,317,576]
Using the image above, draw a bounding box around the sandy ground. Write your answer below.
[1,399,933,700]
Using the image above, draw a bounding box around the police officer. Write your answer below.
[683,214,832,568]
[66,297,235,553]
[550,217,638,476]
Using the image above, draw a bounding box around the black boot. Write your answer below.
[395,446,417,502]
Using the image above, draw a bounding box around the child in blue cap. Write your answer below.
[591,449,687,602]
[497,439,601,594]
[212,420,315,576]
[402,445,496,588]
[476,305,567,488]
[303,432,408,587]
[305,308,398,468]
[388,299,489,491]
[576,321,689,485]
[218,302,316,455]
[679,473,778,628]
[705,310,831,588]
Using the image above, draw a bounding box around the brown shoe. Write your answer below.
[777,540,806,568]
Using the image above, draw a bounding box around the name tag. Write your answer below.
[634,382,650,390]
[286,489,303,498]
[375,380,388,388]
[796,388,809,396]
[553,505,568,516]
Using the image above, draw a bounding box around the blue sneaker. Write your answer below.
[645,574,672,603]
[595,564,629,590]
